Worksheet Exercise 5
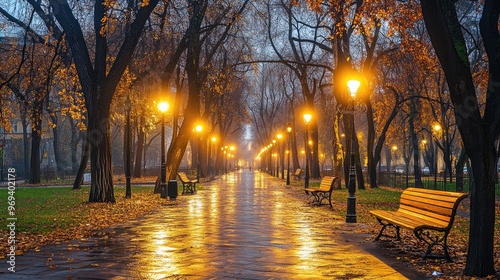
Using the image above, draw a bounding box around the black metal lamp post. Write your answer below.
[339,79,364,223]
[433,124,441,190]
[125,96,132,198]
[158,101,169,198]
[303,113,312,189]
[286,125,292,186]
[195,124,203,182]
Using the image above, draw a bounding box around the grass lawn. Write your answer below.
[1,185,166,255]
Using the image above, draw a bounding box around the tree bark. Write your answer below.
[72,134,89,190]
[29,102,43,184]
[87,106,115,202]
[133,116,145,178]
[409,97,422,187]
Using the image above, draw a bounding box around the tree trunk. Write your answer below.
[69,117,80,173]
[21,115,29,178]
[409,98,422,187]
[455,149,467,192]
[87,107,115,202]
[50,116,64,175]
[29,105,42,184]
[72,134,89,190]
[29,126,41,184]
[133,116,145,178]
[354,133,365,189]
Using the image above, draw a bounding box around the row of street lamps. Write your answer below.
[155,101,236,199]
[256,77,364,223]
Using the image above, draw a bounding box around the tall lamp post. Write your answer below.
[124,96,132,198]
[195,124,203,182]
[158,101,169,198]
[433,124,441,190]
[286,124,292,186]
[303,113,312,189]
[338,78,365,223]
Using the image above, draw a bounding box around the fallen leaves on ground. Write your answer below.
[1,190,167,257]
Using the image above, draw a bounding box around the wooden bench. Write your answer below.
[177,172,198,195]
[292,168,303,180]
[370,187,467,262]
[304,176,340,208]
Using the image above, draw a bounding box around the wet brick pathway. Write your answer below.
[2,170,428,279]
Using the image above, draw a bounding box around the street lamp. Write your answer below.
[303,112,312,189]
[124,96,132,198]
[158,101,169,198]
[433,124,442,190]
[338,77,366,223]
[286,124,292,186]
[195,124,203,182]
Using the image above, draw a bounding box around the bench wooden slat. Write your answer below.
[402,192,459,205]
[400,199,455,217]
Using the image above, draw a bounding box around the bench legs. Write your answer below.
[308,191,333,208]
[415,229,452,262]
[374,220,453,262]
[374,218,401,241]
[181,182,197,195]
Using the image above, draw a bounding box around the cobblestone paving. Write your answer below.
[2,170,428,279]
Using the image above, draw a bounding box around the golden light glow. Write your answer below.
[158,101,169,113]
[347,79,361,98]
[195,124,203,133]
[303,113,312,124]
[277,133,283,140]
[287,126,292,133]
[211,136,217,142]
[392,145,398,151]
[433,124,442,132]
[422,139,427,145]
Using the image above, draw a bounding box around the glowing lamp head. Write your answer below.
[347,79,361,98]
[303,113,312,124]
[195,125,203,133]
[158,101,169,113]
